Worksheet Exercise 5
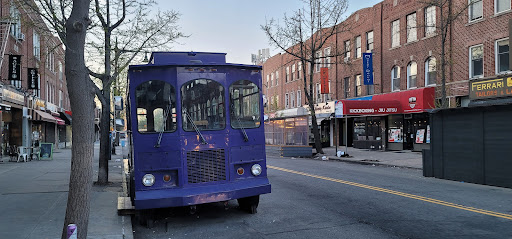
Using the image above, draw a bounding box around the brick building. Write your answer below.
[262,0,511,151]
[0,0,72,156]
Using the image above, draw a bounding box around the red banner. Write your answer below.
[320,67,329,94]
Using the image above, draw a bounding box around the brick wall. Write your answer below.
[262,0,512,112]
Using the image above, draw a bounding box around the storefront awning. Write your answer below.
[335,100,402,118]
[59,112,72,125]
[54,116,66,125]
[31,109,57,123]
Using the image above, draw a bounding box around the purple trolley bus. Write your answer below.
[127,52,271,222]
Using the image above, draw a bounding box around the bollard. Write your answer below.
[67,224,77,239]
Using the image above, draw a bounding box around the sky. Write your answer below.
[159,0,382,65]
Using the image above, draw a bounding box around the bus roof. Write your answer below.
[129,51,262,69]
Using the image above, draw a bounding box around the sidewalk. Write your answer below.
[313,146,423,169]
[0,142,132,239]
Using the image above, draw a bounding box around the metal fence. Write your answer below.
[264,116,309,146]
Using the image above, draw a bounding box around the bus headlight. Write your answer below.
[251,164,262,176]
[142,174,155,186]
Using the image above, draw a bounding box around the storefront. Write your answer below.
[304,101,335,147]
[265,107,309,145]
[335,87,435,151]
[1,87,26,154]
[31,98,57,148]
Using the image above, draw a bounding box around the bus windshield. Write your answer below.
[181,79,225,131]
[229,80,261,129]
[135,80,176,133]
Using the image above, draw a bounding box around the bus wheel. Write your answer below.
[237,195,259,214]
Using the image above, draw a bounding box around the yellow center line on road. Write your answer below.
[268,165,512,220]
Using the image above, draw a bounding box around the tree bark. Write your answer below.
[97,88,111,184]
[62,0,94,238]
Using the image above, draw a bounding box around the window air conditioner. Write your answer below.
[17,33,25,41]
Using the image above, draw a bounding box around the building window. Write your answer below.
[407,61,417,89]
[496,38,510,74]
[59,90,63,108]
[58,61,63,81]
[425,6,436,37]
[315,51,322,72]
[286,66,290,83]
[266,75,269,88]
[292,64,296,81]
[469,0,483,21]
[297,90,302,106]
[344,40,351,59]
[496,0,511,14]
[33,31,40,60]
[367,84,374,95]
[391,20,400,48]
[324,47,331,67]
[275,71,279,85]
[344,77,350,98]
[470,44,484,78]
[285,93,289,109]
[391,66,401,91]
[406,13,417,43]
[316,83,322,103]
[298,62,302,79]
[355,75,362,97]
[10,5,21,39]
[425,57,437,86]
[355,36,362,58]
[271,73,274,86]
[366,31,374,52]
[291,92,295,108]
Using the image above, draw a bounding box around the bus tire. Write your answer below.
[136,210,154,228]
[237,195,259,214]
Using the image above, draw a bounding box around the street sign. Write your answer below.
[320,67,329,93]
[363,53,373,85]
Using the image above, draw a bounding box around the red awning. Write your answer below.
[372,87,435,113]
[54,116,65,125]
[335,100,402,117]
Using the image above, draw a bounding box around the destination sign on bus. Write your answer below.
[469,77,512,100]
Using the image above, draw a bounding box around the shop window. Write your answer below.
[388,115,404,143]
[353,119,366,140]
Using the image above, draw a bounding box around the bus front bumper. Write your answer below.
[134,178,271,210]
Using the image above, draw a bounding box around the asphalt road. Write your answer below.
[133,156,512,239]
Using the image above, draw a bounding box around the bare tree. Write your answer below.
[86,0,184,184]
[262,0,350,154]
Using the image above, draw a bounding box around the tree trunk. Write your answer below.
[97,89,111,184]
[62,0,94,238]
[307,62,324,154]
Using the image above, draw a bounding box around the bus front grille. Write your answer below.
[187,149,226,184]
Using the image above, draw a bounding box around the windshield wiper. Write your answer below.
[231,104,249,142]
[155,97,172,148]
[184,110,207,144]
